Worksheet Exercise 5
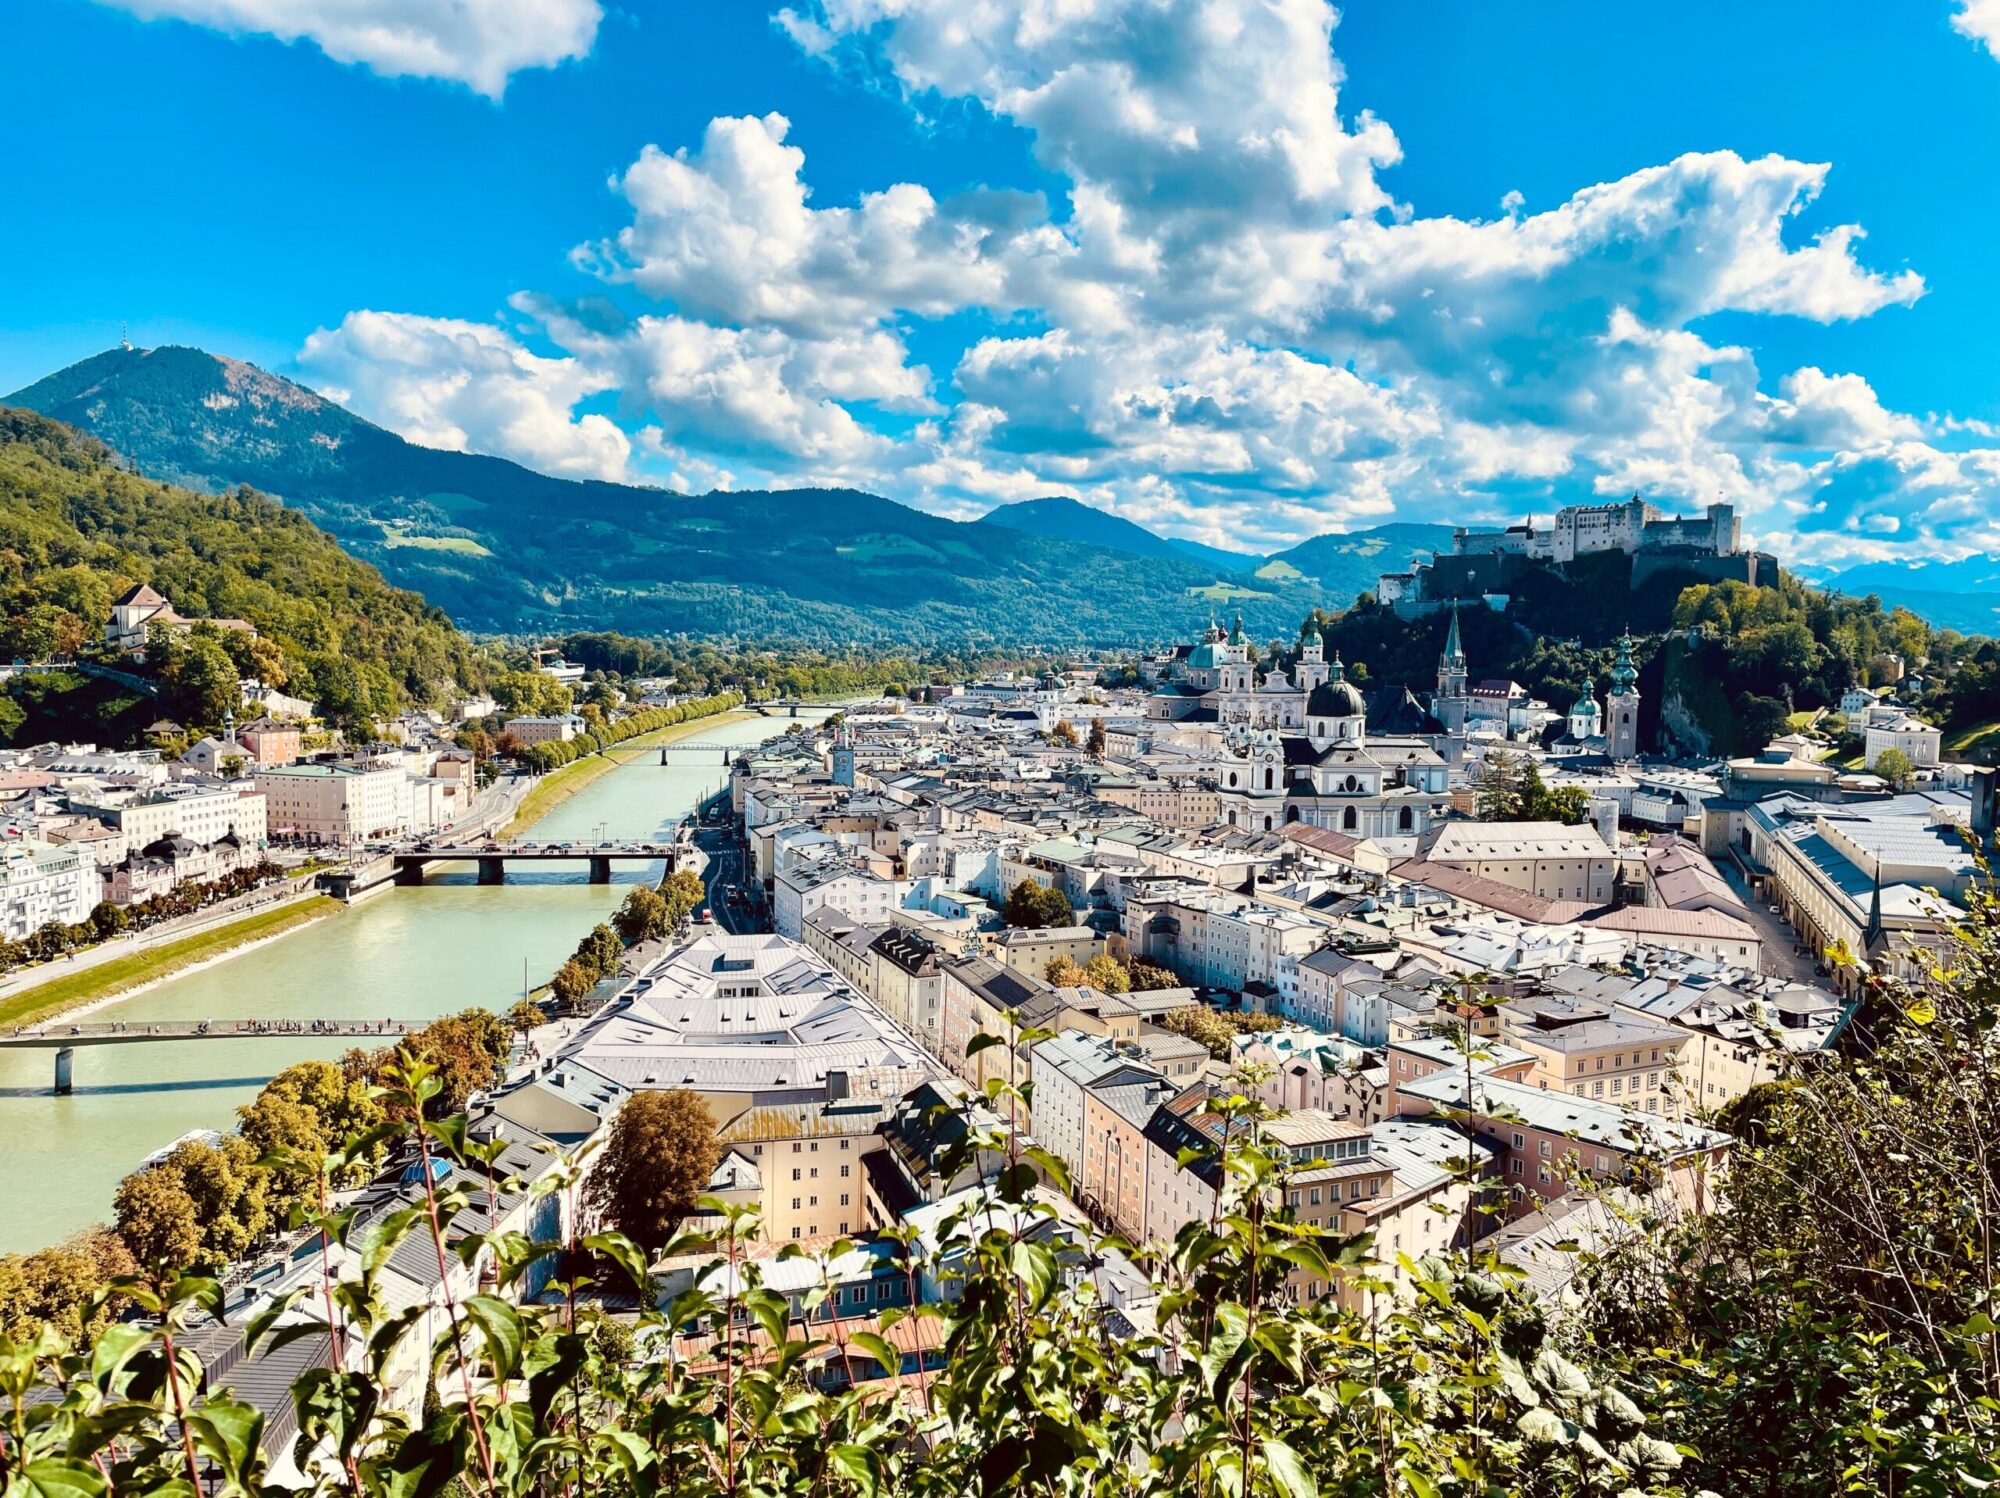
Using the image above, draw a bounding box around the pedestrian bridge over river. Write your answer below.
[0,1018,418,1094]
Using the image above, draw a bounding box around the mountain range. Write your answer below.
[979,496,1453,601]
[1803,558,2000,637]
[4,346,1445,647]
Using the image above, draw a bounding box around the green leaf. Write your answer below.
[362,1205,428,1275]
[847,1331,900,1374]
[1517,1406,1571,1444]
[828,1442,880,1495]
[1261,1437,1318,1498]
[1200,1303,1250,1394]
[1021,1145,1073,1195]
[89,1322,153,1383]
[23,1459,107,1498]
[462,1294,525,1382]
[583,1230,654,1297]
[292,1367,380,1462]
[1399,1469,1441,1498]
[240,1287,309,1356]
[1010,1239,1057,1307]
[188,1398,265,1490]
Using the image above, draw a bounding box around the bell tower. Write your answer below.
[1431,605,1470,735]
[1606,629,1641,761]
[1295,617,1328,694]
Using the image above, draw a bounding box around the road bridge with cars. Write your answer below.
[389,840,696,887]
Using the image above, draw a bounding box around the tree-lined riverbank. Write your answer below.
[501,706,752,836]
[0,897,343,1031]
[0,709,820,1253]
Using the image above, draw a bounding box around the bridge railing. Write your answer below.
[0,1018,417,1042]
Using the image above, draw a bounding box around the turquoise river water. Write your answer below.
[0,710,818,1253]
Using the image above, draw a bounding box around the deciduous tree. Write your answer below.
[659,867,707,929]
[0,1228,133,1341]
[583,1089,722,1252]
[613,884,670,946]
[1084,954,1131,994]
[1003,878,1072,929]
[550,958,595,1013]
[1872,745,1915,789]
[1044,955,1086,986]
[112,1165,200,1273]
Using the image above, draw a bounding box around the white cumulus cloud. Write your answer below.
[1954,0,2000,59]
[302,0,2000,567]
[298,310,634,480]
[97,0,600,96]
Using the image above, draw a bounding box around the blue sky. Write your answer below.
[5,0,2000,567]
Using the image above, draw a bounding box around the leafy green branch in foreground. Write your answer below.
[12,873,2000,1496]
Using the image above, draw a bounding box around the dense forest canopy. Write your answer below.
[0,407,485,732]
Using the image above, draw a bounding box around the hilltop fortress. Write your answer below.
[1378,497,1773,614]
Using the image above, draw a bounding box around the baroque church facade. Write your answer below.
[1149,616,1452,838]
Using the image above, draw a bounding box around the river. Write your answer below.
[0,710,819,1254]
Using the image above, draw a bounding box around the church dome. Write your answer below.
[1308,652,1366,720]
[1307,679,1366,719]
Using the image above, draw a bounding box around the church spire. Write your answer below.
[1443,603,1465,665]
[1609,627,1639,693]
